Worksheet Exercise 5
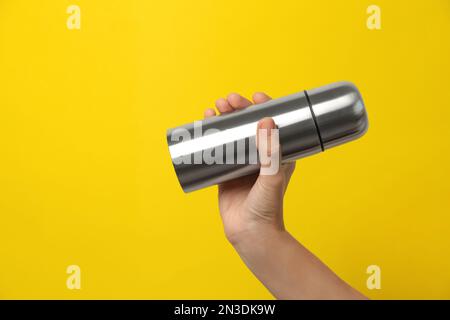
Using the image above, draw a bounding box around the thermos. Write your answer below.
[167,81,368,192]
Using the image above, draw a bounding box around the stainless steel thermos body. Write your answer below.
[167,81,369,192]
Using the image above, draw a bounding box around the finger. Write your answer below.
[215,98,234,114]
[256,120,296,193]
[256,118,277,155]
[227,93,253,110]
[252,92,272,104]
[204,108,216,119]
[256,117,281,173]
[255,118,294,192]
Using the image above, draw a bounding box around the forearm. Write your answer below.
[232,227,367,300]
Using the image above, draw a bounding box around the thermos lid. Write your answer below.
[305,81,368,150]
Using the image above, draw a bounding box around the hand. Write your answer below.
[204,92,366,300]
[204,92,296,245]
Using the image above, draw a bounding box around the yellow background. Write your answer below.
[0,0,449,299]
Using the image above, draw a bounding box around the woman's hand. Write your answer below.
[204,92,295,245]
[204,92,366,300]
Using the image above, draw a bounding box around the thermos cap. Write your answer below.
[306,81,368,150]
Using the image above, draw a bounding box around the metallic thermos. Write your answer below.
[167,81,368,192]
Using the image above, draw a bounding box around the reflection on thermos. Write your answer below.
[167,81,369,192]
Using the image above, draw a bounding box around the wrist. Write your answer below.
[228,223,288,250]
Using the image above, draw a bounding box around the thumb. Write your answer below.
[255,118,284,190]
